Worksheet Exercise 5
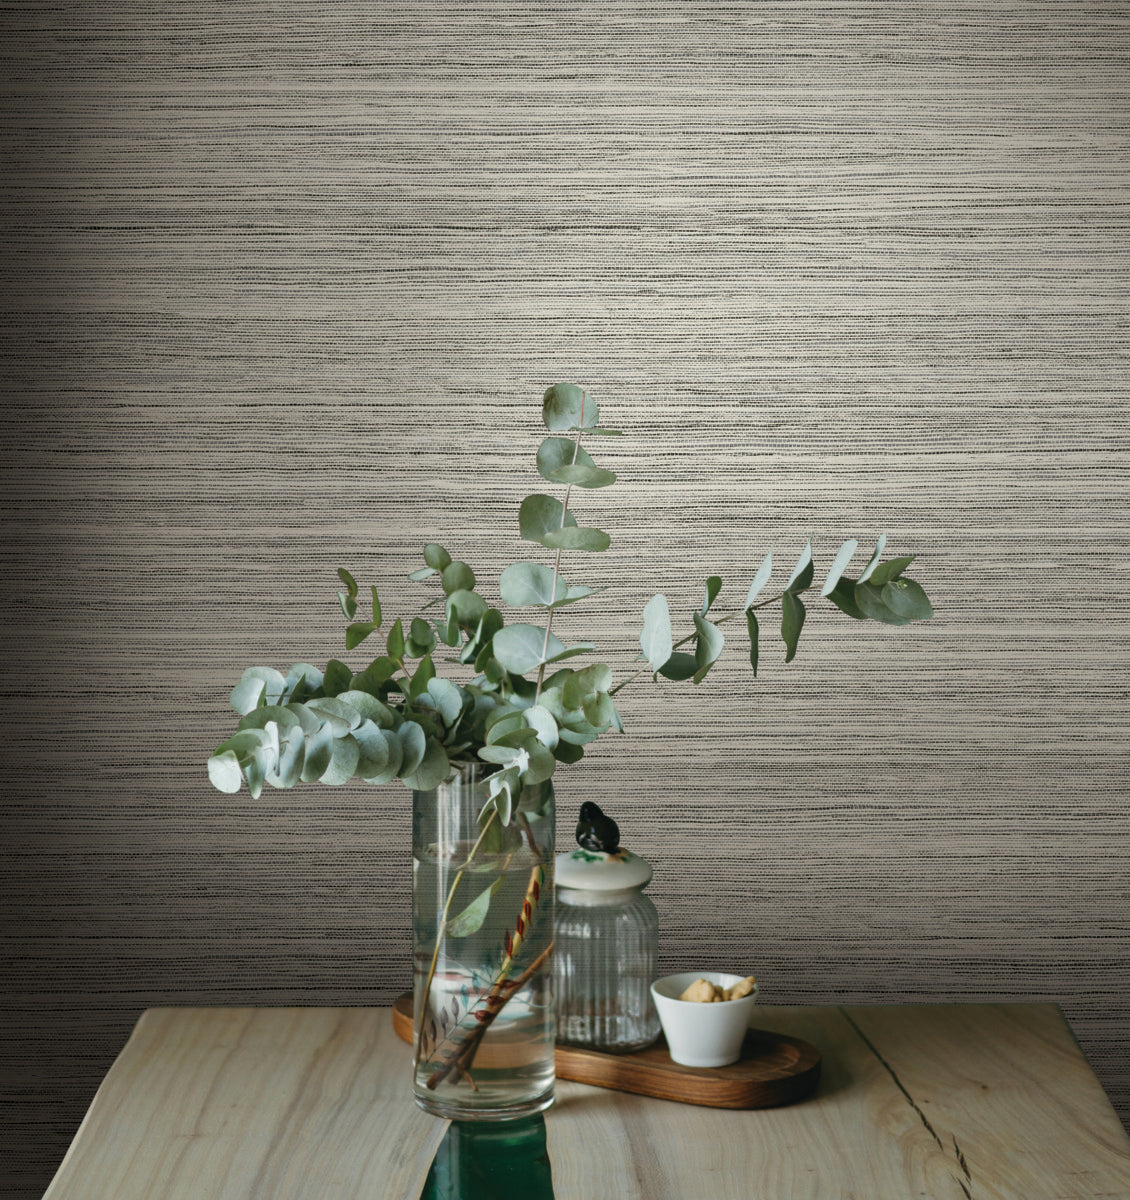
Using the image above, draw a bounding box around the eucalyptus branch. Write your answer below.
[534,391,586,703]
[609,585,812,696]
[413,803,501,1068]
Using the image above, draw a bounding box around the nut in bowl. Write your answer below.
[650,971,761,1068]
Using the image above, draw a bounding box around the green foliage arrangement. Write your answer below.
[208,385,933,824]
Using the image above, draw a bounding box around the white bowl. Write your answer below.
[650,971,760,1068]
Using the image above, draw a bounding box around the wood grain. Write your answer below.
[392,992,822,1108]
[2,2,1128,1194]
[43,1004,1130,1200]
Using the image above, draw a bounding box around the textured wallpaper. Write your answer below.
[2,2,1128,1193]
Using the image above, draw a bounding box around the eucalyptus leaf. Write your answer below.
[387,618,405,660]
[548,463,617,489]
[543,382,599,431]
[499,562,565,607]
[408,654,436,700]
[821,539,859,597]
[299,723,334,782]
[402,738,450,791]
[447,877,505,938]
[408,566,438,582]
[826,577,866,620]
[446,589,488,628]
[338,591,358,619]
[492,623,563,674]
[346,622,379,651]
[409,617,436,656]
[857,534,888,584]
[782,591,806,661]
[854,581,912,625]
[306,697,362,736]
[350,657,400,695]
[881,577,933,620]
[424,543,452,571]
[518,494,578,542]
[747,610,759,675]
[536,438,615,489]
[540,527,612,552]
[337,567,358,598]
[398,721,427,777]
[786,540,814,592]
[442,561,476,595]
[267,725,305,789]
[550,584,606,608]
[319,734,360,786]
[693,612,725,684]
[658,652,697,681]
[542,642,596,666]
[337,690,396,726]
[701,576,722,616]
[425,677,464,726]
[639,594,673,672]
[553,740,585,764]
[283,662,323,701]
[870,556,917,587]
[322,659,353,697]
[744,550,773,609]
[563,664,613,709]
[582,691,616,729]
[207,749,243,793]
[523,704,559,749]
[230,667,286,716]
[353,720,390,781]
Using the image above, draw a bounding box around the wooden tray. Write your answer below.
[392,993,820,1109]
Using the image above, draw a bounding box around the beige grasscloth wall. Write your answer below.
[2,1,1128,1192]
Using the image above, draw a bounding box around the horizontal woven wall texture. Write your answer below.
[2,2,1129,1195]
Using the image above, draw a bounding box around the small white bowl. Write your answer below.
[650,971,760,1068]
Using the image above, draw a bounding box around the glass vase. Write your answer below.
[412,765,556,1120]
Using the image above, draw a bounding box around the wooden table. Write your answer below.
[44,1003,1130,1199]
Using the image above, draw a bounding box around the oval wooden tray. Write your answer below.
[393,993,820,1109]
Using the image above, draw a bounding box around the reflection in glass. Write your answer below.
[419,1114,555,1199]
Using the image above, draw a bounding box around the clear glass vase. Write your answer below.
[412,766,556,1120]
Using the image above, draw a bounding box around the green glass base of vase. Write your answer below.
[414,1084,555,1123]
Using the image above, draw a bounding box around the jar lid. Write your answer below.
[555,846,653,891]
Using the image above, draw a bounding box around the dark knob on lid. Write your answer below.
[576,802,620,853]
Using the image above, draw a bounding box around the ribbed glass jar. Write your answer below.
[554,884,660,1053]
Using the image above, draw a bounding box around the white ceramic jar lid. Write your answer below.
[555,846,653,891]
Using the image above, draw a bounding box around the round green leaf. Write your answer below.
[404,738,450,791]
[518,494,579,542]
[207,749,243,793]
[499,562,565,607]
[523,704,559,749]
[492,623,563,674]
[353,720,391,780]
[446,588,488,628]
[442,561,476,594]
[540,527,611,552]
[319,733,360,786]
[543,382,599,431]
[536,438,615,488]
[230,667,286,716]
[424,543,452,571]
[881,578,933,620]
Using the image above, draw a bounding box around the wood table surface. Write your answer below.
[44,1003,1130,1199]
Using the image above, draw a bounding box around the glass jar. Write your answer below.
[553,846,660,1054]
